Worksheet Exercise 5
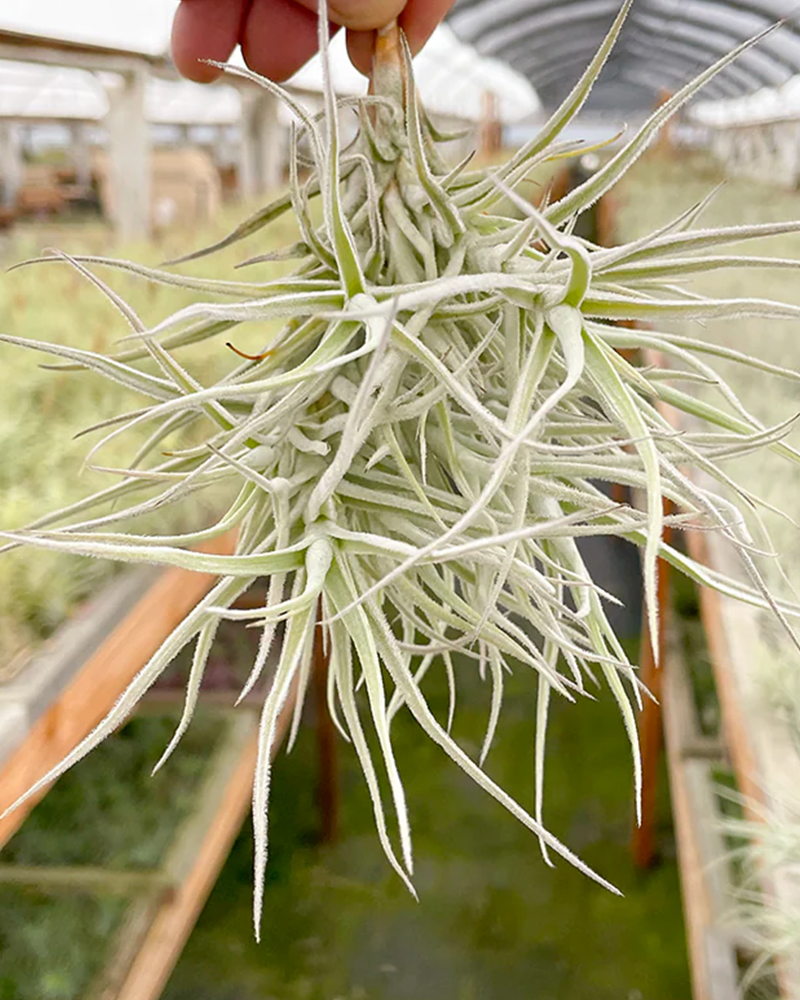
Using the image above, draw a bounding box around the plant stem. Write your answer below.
[370,19,405,105]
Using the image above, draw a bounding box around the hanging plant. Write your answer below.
[3,1,800,938]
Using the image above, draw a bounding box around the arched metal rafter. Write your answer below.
[617,49,750,97]
[510,28,774,100]
[618,58,747,99]
[524,44,738,100]
[447,0,800,108]
[452,0,800,49]
[510,24,773,93]
[631,0,800,65]
[620,27,785,87]
[496,11,637,66]
[458,0,623,57]
[476,3,797,74]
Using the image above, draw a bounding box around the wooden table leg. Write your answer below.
[313,615,338,844]
[632,503,673,869]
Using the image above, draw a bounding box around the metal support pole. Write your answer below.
[105,68,151,241]
[478,90,502,159]
[631,500,673,869]
[0,120,23,210]
[70,122,93,190]
[313,607,338,845]
[238,90,283,200]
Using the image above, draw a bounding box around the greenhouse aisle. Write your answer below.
[163,604,690,1000]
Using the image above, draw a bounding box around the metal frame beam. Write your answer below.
[617,55,744,99]
[527,45,738,100]
[448,0,800,109]
[104,68,151,241]
[620,29,781,88]
[510,24,769,93]
[508,33,756,100]
[0,29,167,76]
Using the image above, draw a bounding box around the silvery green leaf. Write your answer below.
[5,8,800,938]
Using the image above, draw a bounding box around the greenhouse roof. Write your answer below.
[446,0,800,112]
[0,0,538,123]
[0,61,243,125]
[0,60,106,122]
[0,0,174,58]
[5,0,800,118]
[690,73,800,125]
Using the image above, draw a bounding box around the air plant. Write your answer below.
[714,783,800,993]
[4,1,800,938]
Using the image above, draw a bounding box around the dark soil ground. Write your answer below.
[163,567,690,1000]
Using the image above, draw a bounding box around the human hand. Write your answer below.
[172,0,456,84]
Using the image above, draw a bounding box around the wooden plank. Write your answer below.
[0,28,167,69]
[592,195,771,994]
[95,897,165,1000]
[107,689,297,1000]
[159,712,257,889]
[639,336,800,995]
[705,928,741,1000]
[0,531,236,848]
[0,569,157,750]
[684,530,762,807]
[0,864,171,895]
[661,629,739,1000]
[82,710,259,1000]
[686,527,800,997]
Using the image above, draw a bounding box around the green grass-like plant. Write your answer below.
[0,205,298,665]
[4,2,800,937]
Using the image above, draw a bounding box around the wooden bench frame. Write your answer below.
[0,532,236,847]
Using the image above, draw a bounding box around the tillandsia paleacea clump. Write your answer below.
[5,0,800,936]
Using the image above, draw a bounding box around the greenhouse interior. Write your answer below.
[1,0,800,997]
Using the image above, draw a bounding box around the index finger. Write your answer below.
[346,0,457,75]
[171,0,249,82]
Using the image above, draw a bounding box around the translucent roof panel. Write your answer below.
[692,74,800,125]
[144,77,241,126]
[446,0,800,111]
[0,60,106,120]
[0,0,538,123]
[0,62,242,126]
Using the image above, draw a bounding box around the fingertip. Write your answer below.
[345,0,457,78]
[171,0,244,82]
[172,47,225,84]
[327,0,405,31]
[400,0,458,56]
[241,0,334,82]
[294,0,404,31]
[346,29,375,78]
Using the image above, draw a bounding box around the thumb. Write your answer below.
[293,0,406,31]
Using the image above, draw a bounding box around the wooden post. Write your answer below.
[594,191,669,866]
[313,611,338,844]
[655,88,675,154]
[104,68,151,241]
[0,119,23,210]
[70,122,93,190]
[238,90,283,200]
[257,92,283,193]
[631,499,673,868]
[237,95,257,202]
[479,90,502,159]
